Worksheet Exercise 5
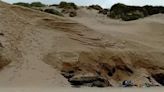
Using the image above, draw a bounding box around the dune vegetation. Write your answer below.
[109,3,164,21]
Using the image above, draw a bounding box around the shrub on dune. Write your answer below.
[144,5,164,15]
[13,2,46,8]
[99,9,110,15]
[13,2,31,7]
[30,2,46,7]
[88,5,103,11]
[109,3,164,21]
[69,11,77,17]
[59,1,78,10]
[44,9,63,16]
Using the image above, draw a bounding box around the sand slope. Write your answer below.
[0,2,164,87]
[0,2,70,87]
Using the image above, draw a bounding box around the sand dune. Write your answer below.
[0,1,164,88]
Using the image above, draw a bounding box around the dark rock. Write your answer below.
[69,75,98,84]
[152,73,164,86]
[122,80,134,87]
[68,74,111,87]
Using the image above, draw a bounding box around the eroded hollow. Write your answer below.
[45,50,164,87]
[60,59,135,87]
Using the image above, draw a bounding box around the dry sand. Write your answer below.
[0,1,164,89]
[0,88,164,92]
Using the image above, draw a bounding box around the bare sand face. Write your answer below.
[0,1,164,88]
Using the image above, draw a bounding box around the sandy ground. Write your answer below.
[0,2,70,87]
[0,1,164,89]
[0,88,164,92]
